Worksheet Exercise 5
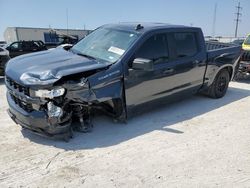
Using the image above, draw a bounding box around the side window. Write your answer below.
[22,42,30,51]
[173,33,198,58]
[10,42,21,50]
[135,33,168,64]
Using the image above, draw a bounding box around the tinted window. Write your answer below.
[10,42,21,50]
[30,42,39,49]
[22,42,31,50]
[136,34,168,64]
[173,33,198,58]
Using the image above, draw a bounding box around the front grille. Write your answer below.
[6,76,30,96]
[241,51,250,61]
[10,94,33,112]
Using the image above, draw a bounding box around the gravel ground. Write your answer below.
[0,77,250,188]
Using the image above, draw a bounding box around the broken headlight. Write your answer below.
[47,102,63,118]
[34,88,65,99]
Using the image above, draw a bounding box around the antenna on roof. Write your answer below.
[135,24,144,30]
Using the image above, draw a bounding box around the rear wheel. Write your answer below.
[208,69,230,98]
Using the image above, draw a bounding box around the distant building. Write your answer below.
[4,27,91,44]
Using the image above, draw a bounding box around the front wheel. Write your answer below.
[208,69,230,99]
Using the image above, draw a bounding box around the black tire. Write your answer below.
[208,69,230,99]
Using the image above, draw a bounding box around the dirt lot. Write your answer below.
[0,77,250,187]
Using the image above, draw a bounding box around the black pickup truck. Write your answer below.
[5,23,241,140]
[6,41,47,58]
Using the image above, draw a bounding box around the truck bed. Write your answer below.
[206,41,241,60]
[206,41,239,51]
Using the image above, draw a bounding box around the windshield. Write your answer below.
[71,27,139,63]
[244,35,250,45]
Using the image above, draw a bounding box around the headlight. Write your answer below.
[47,102,63,117]
[34,88,65,99]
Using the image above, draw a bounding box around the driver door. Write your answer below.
[125,32,178,107]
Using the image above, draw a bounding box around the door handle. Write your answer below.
[163,68,174,74]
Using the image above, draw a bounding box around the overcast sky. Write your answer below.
[0,0,249,41]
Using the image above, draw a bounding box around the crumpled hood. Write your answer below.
[5,48,111,86]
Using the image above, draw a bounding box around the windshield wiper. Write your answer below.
[76,52,97,60]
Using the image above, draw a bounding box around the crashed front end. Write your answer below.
[5,66,125,141]
[6,75,73,139]
[5,25,140,140]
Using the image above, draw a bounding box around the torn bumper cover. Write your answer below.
[7,92,72,139]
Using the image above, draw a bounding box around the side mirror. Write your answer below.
[132,58,154,71]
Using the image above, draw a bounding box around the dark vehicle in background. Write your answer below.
[0,47,10,76]
[5,23,241,141]
[6,40,47,58]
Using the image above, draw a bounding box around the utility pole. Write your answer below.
[212,3,217,37]
[66,8,69,35]
[234,2,242,38]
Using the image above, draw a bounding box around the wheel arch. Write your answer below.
[207,64,234,87]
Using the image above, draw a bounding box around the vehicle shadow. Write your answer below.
[22,86,250,150]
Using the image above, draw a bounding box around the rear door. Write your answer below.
[22,42,30,54]
[166,31,207,91]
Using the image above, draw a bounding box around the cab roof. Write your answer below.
[102,22,197,34]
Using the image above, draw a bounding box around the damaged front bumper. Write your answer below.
[7,91,73,140]
[5,61,125,141]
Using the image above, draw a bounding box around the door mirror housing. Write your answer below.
[132,58,154,71]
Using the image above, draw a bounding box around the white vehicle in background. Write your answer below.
[0,47,9,56]
[56,43,73,50]
[0,41,7,48]
[0,47,10,76]
[48,43,73,51]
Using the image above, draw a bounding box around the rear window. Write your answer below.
[173,33,198,58]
